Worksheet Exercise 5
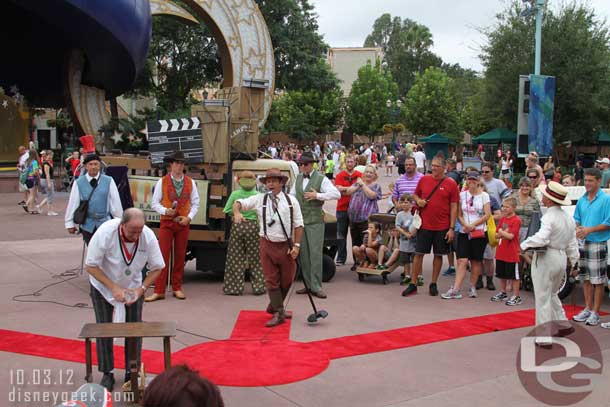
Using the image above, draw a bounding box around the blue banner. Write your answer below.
[528,75,555,157]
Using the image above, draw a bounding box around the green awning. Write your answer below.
[598,131,610,145]
[472,128,516,144]
[419,133,453,144]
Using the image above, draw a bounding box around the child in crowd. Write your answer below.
[325,154,335,180]
[492,197,522,305]
[353,222,383,269]
[65,150,81,178]
[395,194,419,286]
[377,227,400,270]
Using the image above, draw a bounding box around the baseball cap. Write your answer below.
[596,157,610,164]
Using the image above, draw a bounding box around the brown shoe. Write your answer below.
[144,293,165,302]
[265,312,286,327]
[173,290,186,300]
[296,288,308,294]
[312,289,327,299]
[265,304,292,319]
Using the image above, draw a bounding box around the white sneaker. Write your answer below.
[585,312,600,326]
[572,308,591,322]
[47,211,59,216]
[600,321,610,329]
[468,286,477,298]
[441,288,462,299]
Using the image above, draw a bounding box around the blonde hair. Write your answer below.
[363,165,378,180]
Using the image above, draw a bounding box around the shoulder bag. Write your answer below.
[73,180,99,225]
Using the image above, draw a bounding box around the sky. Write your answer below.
[310,0,610,72]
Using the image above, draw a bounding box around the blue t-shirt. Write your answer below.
[574,189,610,242]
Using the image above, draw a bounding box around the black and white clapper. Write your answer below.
[147,117,204,165]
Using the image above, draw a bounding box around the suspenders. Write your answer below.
[262,192,293,240]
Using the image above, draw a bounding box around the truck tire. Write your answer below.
[322,254,336,282]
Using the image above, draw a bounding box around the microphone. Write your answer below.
[172,201,178,209]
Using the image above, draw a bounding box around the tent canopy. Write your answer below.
[472,128,516,145]
[598,131,610,145]
[419,133,454,144]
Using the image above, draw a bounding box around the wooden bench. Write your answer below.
[79,321,176,403]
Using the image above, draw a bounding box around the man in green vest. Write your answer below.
[290,151,340,298]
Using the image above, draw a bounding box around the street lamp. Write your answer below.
[521,0,545,75]
[386,99,402,152]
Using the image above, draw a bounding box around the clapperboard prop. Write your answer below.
[147,117,204,165]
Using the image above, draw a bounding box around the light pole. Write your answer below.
[522,0,545,75]
[386,99,402,152]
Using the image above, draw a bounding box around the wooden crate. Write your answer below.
[230,119,259,155]
[191,104,229,164]
[239,87,265,121]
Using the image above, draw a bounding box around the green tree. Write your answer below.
[479,1,610,143]
[404,67,460,139]
[255,0,328,91]
[345,61,399,140]
[364,14,441,94]
[127,16,221,115]
[263,58,343,138]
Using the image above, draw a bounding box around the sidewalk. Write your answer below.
[1,190,609,407]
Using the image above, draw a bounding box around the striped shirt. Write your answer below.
[392,171,423,200]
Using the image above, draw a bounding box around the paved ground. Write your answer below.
[1,173,610,406]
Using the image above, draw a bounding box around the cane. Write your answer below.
[296,258,329,323]
[79,240,86,276]
[271,194,328,324]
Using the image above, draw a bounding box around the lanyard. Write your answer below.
[119,225,139,266]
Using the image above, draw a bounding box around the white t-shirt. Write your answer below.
[363,148,372,164]
[483,178,508,204]
[460,191,490,231]
[18,151,29,172]
[414,151,426,169]
[501,158,513,171]
[268,146,278,159]
[86,218,165,302]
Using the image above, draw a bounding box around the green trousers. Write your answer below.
[300,222,324,293]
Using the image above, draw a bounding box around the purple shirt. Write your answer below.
[392,171,423,200]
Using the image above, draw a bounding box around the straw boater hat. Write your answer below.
[260,168,288,183]
[164,151,186,163]
[539,181,571,206]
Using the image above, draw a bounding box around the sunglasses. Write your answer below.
[528,175,538,179]
[469,196,474,207]
[482,170,491,173]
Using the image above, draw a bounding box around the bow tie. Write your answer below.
[303,174,310,179]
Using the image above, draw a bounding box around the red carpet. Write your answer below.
[0,306,592,386]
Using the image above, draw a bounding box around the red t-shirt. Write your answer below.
[70,158,81,177]
[414,175,459,231]
[335,170,362,211]
[371,152,377,164]
[496,215,522,263]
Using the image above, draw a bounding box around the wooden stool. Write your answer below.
[79,321,176,403]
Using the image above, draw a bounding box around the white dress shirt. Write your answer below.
[86,219,165,322]
[151,174,200,220]
[64,173,123,229]
[521,206,580,265]
[290,170,340,201]
[238,192,304,242]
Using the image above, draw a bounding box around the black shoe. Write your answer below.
[556,326,576,337]
[486,276,495,291]
[100,372,115,391]
[18,200,25,206]
[429,283,439,296]
[350,264,357,271]
[476,275,484,290]
[402,284,417,297]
